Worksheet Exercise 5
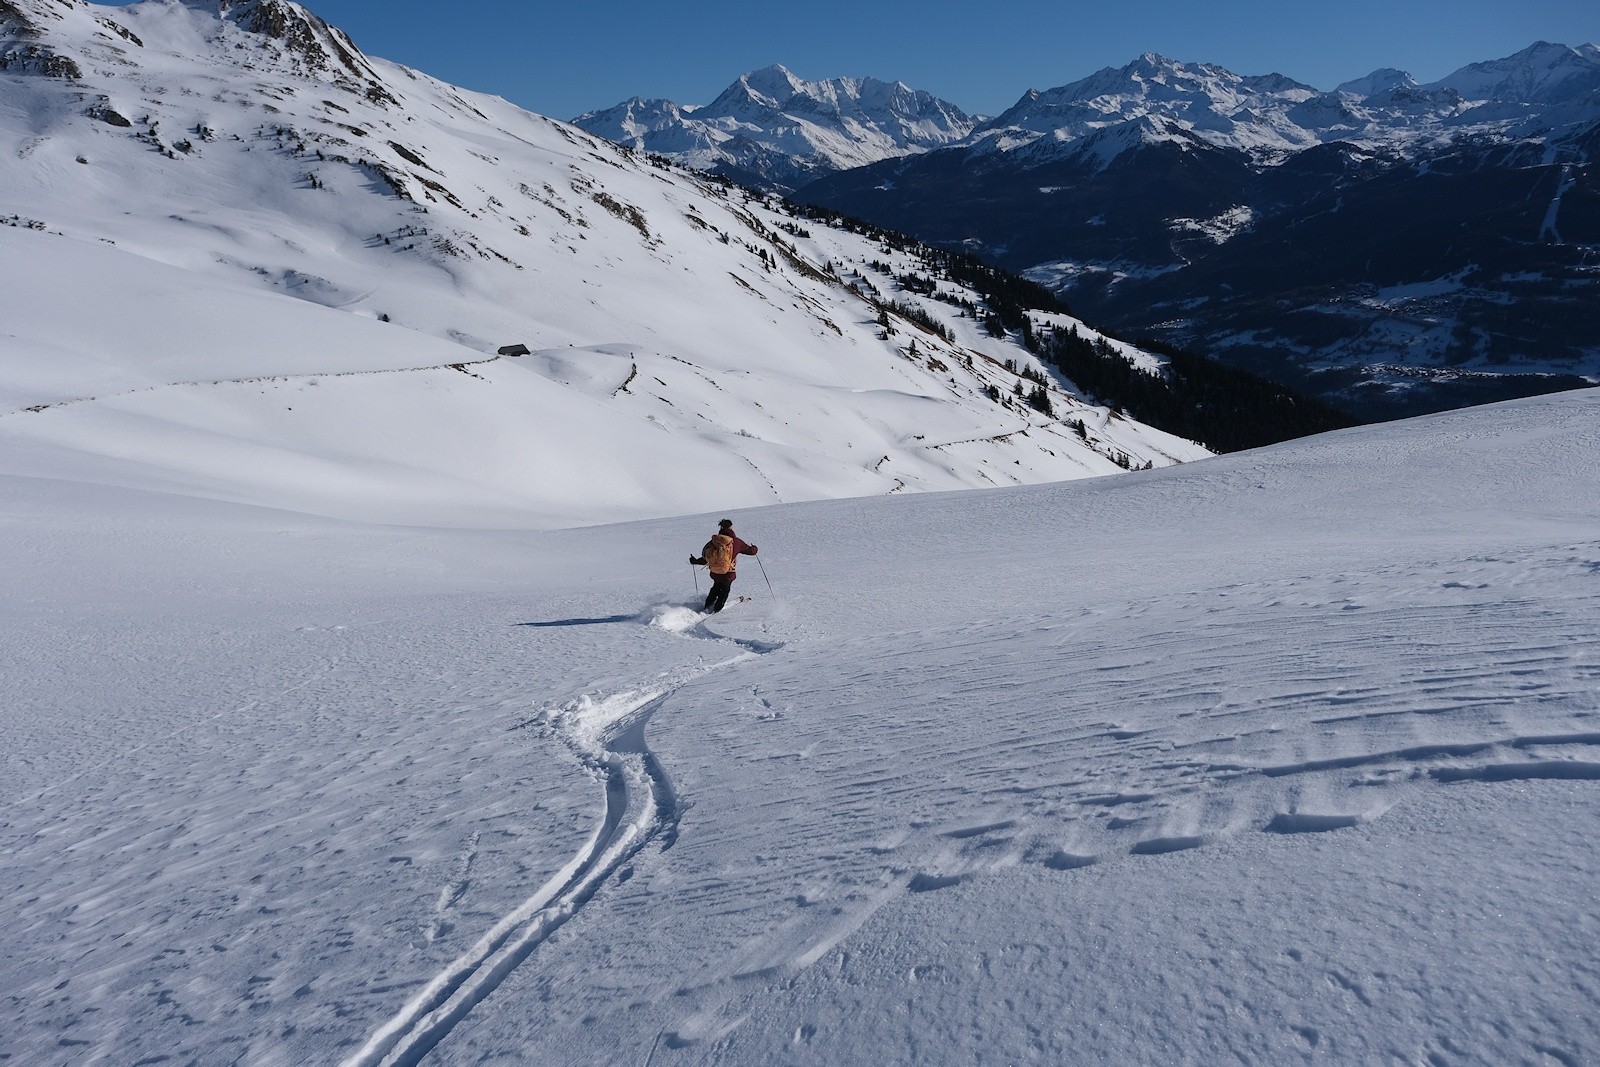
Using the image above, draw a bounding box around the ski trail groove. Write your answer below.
[343,619,781,1067]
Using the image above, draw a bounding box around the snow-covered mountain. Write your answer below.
[1436,40,1600,106]
[967,53,1328,161]
[586,45,1600,193]
[573,64,977,193]
[803,43,1600,418]
[0,0,1208,529]
[959,44,1600,165]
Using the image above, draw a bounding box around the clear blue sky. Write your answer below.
[112,0,1600,119]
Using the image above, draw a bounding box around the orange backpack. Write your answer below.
[703,534,735,573]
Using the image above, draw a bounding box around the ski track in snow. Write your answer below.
[443,533,1600,1061]
[343,606,783,1067]
[5,389,1599,1064]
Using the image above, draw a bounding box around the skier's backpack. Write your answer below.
[703,534,734,573]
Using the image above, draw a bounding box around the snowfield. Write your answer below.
[2,2,1597,1064]
[4,387,1599,1065]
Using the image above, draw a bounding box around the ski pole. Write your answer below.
[756,554,775,597]
[691,561,700,595]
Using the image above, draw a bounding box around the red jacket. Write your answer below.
[701,531,756,576]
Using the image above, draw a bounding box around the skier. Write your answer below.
[690,518,758,613]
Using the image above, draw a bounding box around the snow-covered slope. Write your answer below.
[1437,40,1600,107]
[0,0,1203,528]
[573,64,977,192]
[2,382,1596,1064]
[2,13,1595,1061]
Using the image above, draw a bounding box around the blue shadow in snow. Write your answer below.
[517,614,637,628]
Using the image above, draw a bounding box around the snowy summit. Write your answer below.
[575,64,978,192]
[963,43,1600,165]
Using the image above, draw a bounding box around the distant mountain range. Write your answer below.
[573,65,977,193]
[582,46,1600,418]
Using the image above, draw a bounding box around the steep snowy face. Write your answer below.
[963,52,1339,162]
[1,0,392,99]
[191,0,391,93]
[0,0,1203,527]
[1436,41,1600,105]
[1334,68,1418,97]
[703,63,971,137]
[0,0,98,77]
[978,52,1321,151]
[581,43,1599,198]
[574,64,976,191]
[577,96,690,141]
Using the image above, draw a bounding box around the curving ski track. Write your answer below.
[342,616,779,1067]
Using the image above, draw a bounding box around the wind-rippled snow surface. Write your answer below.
[4,390,1600,1065]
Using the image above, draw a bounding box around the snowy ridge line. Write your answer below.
[344,615,780,1067]
[6,353,508,420]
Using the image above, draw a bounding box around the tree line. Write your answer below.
[787,198,1353,451]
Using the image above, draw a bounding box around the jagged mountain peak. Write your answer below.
[574,64,976,192]
[0,0,106,79]
[1122,51,1307,92]
[974,52,1324,163]
[984,52,1319,137]
[1045,53,1314,103]
[704,64,968,125]
[951,40,1600,173]
[1432,40,1600,104]
[1336,68,1419,97]
[172,0,381,86]
[725,62,807,103]
[571,96,689,140]
[1,0,77,23]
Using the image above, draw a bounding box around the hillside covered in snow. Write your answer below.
[1,0,1214,529]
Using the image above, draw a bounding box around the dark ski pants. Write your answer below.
[705,571,735,613]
